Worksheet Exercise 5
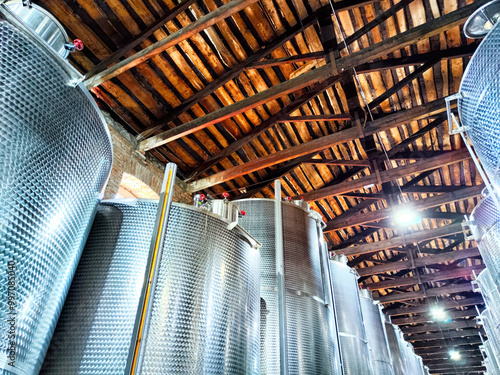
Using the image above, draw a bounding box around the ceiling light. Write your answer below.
[393,206,422,226]
[430,306,450,322]
[449,350,461,361]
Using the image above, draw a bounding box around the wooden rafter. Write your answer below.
[141,0,486,152]
[84,0,263,88]
[186,99,449,192]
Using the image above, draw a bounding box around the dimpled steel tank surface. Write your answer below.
[139,203,261,374]
[329,256,374,375]
[235,199,342,375]
[0,9,113,375]
[359,289,394,375]
[41,200,158,374]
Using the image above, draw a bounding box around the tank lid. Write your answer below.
[4,1,74,58]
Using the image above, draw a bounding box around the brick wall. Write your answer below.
[103,118,192,205]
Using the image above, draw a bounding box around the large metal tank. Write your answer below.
[329,255,374,375]
[457,14,500,186]
[475,268,500,319]
[235,198,342,375]
[42,199,261,374]
[0,4,113,374]
[384,318,406,375]
[42,200,158,374]
[359,289,394,375]
[479,308,500,357]
[483,340,500,374]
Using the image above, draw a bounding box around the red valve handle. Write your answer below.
[222,192,230,199]
[199,194,206,201]
[240,210,246,216]
[300,196,304,200]
[287,196,292,201]
[73,39,84,51]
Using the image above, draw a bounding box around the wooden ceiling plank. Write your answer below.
[368,58,440,110]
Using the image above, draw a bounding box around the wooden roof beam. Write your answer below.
[246,43,476,73]
[84,0,264,88]
[377,282,477,304]
[402,320,481,335]
[385,296,485,316]
[136,8,327,140]
[304,159,370,167]
[411,337,482,349]
[334,221,466,256]
[326,185,484,232]
[143,0,487,153]
[393,308,479,325]
[366,265,485,291]
[186,99,451,192]
[301,149,471,202]
[184,76,339,181]
[84,0,197,81]
[407,329,485,342]
[361,246,481,278]
[277,114,351,123]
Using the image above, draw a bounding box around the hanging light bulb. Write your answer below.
[449,350,461,361]
[393,205,422,226]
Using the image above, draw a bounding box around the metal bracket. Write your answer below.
[471,279,482,293]
[461,217,477,241]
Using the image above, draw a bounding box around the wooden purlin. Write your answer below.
[358,247,481,278]
[184,75,340,180]
[365,266,485,291]
[379,283,476,304]
[392,308,479,325]
[385,296,485,316]
[406,329,485,342]
[402,320,480,335]
[136,8,327,140]
[187,99,450,192]
[84,0,263,88]
[325,185,484,232]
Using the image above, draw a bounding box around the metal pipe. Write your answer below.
[274,180,289,375]
[127,163,177,375]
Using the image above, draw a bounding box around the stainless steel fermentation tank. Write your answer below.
[384,318,406,375]
[43,199,261,374]
[235,198,342,375]
[329,255,374,375]
[0,3,113,374]
[466,189,500,281]
[474,268,500,320]
[452,16,500,188]
[359,289,394,375]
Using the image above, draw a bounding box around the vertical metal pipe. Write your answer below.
[274,180,289,375]
[126,163,177,375]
